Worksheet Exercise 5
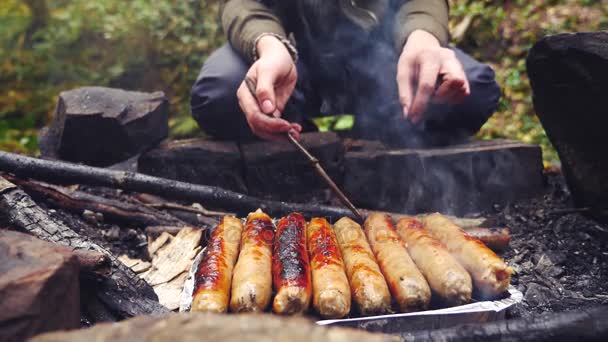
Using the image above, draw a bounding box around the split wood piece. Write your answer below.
[0,150,359,220]
[0,175,169,318]
[3,174,187,227]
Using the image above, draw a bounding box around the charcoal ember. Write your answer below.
[344,139,544,215]
[534,254,564,278]
[39,86,169,166]
[0,230,80,341]
[31,312,385,342]
[240,132,344,203]
[528,32,608,222]
[524,283,555,307]
[138,138,247,193]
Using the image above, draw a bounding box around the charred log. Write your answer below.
[3,174,186,227]
[403,305,608,341]
[0,176,169,318]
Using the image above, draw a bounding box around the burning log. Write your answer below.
[0,176,169,319]
[2,174,187,227]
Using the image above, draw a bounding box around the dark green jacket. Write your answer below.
[220,0,449,62]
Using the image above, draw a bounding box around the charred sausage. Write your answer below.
[307,217,351,318]
[192,216,243,312]
[333,217,391,316]
[364,213,431,312]
[272,213,312,315]
[423,213,513,299]
[230,209,275,312]
[396,218,472,305]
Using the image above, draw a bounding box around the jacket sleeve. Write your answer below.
[394,0,449,50]
[220,0,286,62]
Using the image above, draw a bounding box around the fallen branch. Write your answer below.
[0,176,169,319]
[3,174,187,227]
[0,151,360,220]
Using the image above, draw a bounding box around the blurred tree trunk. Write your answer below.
[24,0,49,44]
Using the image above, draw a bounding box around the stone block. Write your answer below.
[240,132,344,203]
[138,138,247,193]
[344,139,544,215]
[40,87,169,166]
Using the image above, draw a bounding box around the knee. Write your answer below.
[465,63,501,122]
[190,45,247,128]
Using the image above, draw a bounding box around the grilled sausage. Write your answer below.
[364,213,431,312]
[272,213,312,315]
[396,218,472,305]
[423,213,513,299]
[463,227,510,252]
[192,216,243,313]
[307,217,351,318]
[334,217,391,316]
[230,209,275,312]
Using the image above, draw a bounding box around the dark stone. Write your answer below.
[0,230,80,341]
[40,87,169,166]
[344,139,544,215]
[138,138,247,193]
[240,132,344,203]
[527,32,608,222]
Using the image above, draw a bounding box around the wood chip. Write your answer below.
[140,227,203,310]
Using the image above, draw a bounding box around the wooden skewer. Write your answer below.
[244,76,364,222]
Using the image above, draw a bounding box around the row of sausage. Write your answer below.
[190,210,513,318]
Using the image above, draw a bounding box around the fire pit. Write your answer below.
[0,148,607,341]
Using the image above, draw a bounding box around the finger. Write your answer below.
[275,65,297,112]
[287,128,301,140]
[237,83,261,121]
[239,85,291,134]
[410,59,441,123]
[250,112,292,134]
[397,59,415,118]
[256,67,277,115]
[291,123,302,132]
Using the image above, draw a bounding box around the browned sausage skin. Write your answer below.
[423,213,513,299]
[364,213,431,312]
[230,209,275,312]
[272,212,312,315]
[307,217,351,318]
[396,218,472,305]
[192,216,243,313]
[334,217,391,316]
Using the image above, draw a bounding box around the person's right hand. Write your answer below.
[236,35,301,141]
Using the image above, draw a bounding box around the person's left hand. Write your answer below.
[397,29,470,124]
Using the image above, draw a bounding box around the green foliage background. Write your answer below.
[1,0,606,166]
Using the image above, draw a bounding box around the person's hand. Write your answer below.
[397,30,470,124]
[236,35,301,141]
